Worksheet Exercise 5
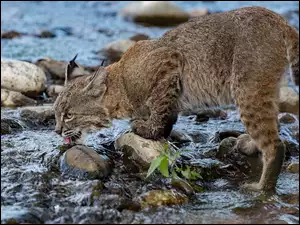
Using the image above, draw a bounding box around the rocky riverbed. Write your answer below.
[1,1,299,224]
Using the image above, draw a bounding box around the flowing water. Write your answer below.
[1,1,299,224]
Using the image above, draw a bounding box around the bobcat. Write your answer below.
[54,6,299,191]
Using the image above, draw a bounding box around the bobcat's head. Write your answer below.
[53,55,111,144]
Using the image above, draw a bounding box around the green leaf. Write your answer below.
[158,157,169,177]
[171,169,180,179]
[181,166,191,180]
[146,155,165,178]
[190,170,202,180]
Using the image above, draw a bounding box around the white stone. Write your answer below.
[114,132,163,166]
[1,59,47,94]
[120,1,189,25]
[1,88,36,106]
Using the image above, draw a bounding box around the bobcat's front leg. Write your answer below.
[131,51,183,140]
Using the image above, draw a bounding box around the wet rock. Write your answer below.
[120,1,189,27]
[189,8,209,18]
[216,137,263,179]
[279,113,296,124]
[287,162,299,173]
[195,109,227,122]
[19,105,55,126]
[1,30,23,39]
[188,131,209,143]
[114,132,163,172]
[283,139,299,158]
[170,129,191,144]
[98,39,136,64]
[1,59,47,96]
[279,87,299,115]
[60,145,112,179]
[35,57,89,80]
[129,33,150,42]
[138,189,188,208]
[171,178,195,196]
[38,30,56,38]
[1,118,23,134]
[213,130,244,142]
[1,88,37,107]
[216,137,237,158]
[46,85,64,97]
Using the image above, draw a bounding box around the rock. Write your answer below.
[120,1,189,27]
[46,85,65,97]
[1,118,23,134]
[216,137,238,158]
[279,87,299,115]
[195,109,227,122]
[188,131,209,143]
[1,88,37,107]
[1,59,47,96]
[129,33,150,42]
[19,105,55,126]
[213,130,244,142]
[114,132,163,172]
[287,162,299,173]
[216,137,263,178]
[38,30,56,38]
[279,113,296,124]
[35,57,89,80]
[60,145,112,179]
[170,129,191,144]
[138,189,188,208]
[171,178,195,196]
[1,30,23,39]
[98,39,136,64]
[189,8,209,18]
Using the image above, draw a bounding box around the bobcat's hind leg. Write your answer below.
[233,83,285,191]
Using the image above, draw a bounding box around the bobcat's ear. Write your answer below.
[64,54,79,86]
[83,62,107,97]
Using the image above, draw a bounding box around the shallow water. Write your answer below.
[1,107,299,224]
[1,1,299,224]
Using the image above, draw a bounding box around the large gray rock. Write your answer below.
[114,132,163,171]
[60,145,112,179]
[1,88,37,107]
[120,1,189,26]
[1,59,47,96]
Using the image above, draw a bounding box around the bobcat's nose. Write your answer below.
[55,128,62,135]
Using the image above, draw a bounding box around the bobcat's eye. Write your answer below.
[66,113,73,119]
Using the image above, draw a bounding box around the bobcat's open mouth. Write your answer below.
[63,131,82,145]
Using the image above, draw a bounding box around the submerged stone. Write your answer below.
[60,145,112,179]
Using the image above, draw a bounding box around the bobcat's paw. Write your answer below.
[241,182,262,191]
[131,120,163,140]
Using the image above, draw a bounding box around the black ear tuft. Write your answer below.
[100,59,105,66]
[69,53,79,69]
[65,53,79,86]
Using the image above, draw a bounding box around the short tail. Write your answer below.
[285,25,299,86]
